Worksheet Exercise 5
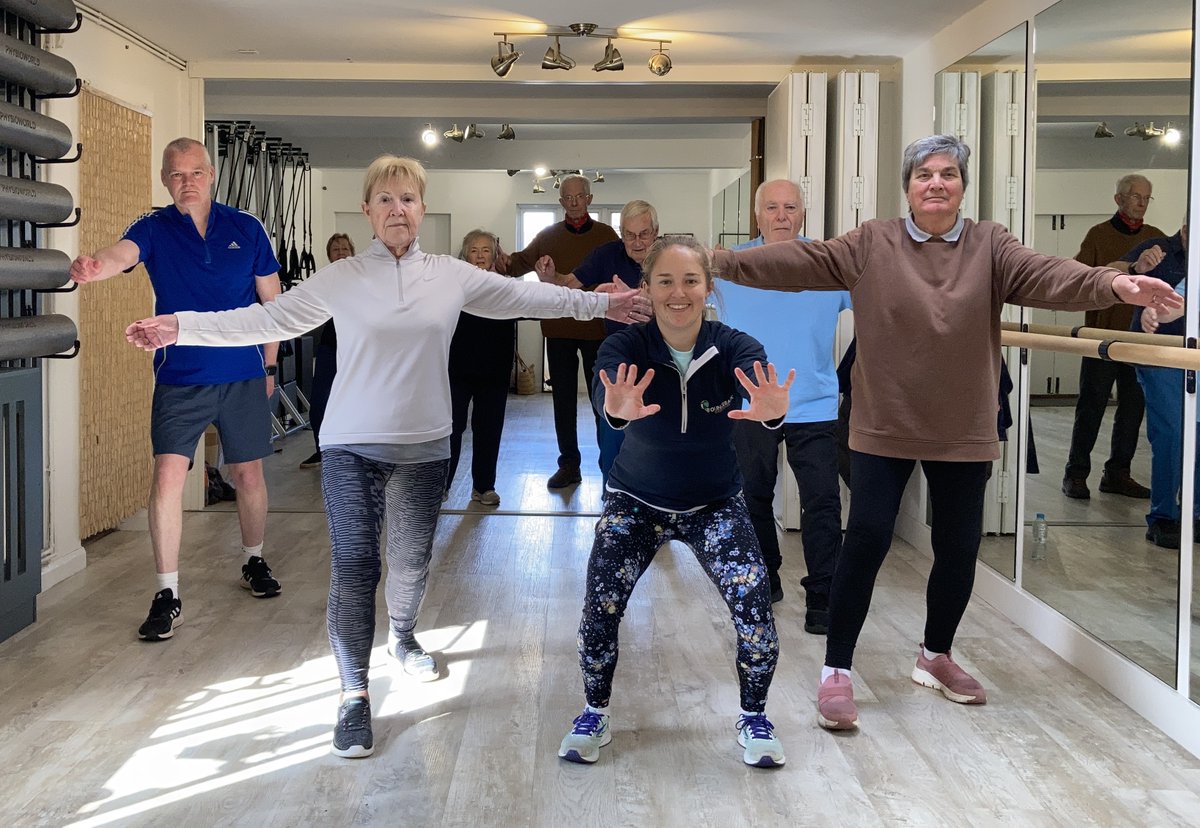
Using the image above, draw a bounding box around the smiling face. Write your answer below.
[756,180,805,243]
[905,152,964,235]
[361,176,426,257]
[161,145,215,213]
[645,244,712,347]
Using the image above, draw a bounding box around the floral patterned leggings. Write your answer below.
[577,491,779,712]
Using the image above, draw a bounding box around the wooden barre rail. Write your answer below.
[1000,319,1183,348]
[1001,329,1200,371]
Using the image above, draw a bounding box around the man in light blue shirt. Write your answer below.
[719,179,850,633]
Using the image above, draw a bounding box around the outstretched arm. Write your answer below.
[125,314,179,350]
[1111,272,1183,314]
[70,239,141,284]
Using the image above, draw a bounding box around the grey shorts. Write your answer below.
[151,377,272,465]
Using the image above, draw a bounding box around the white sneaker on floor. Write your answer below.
[558,710,611,764]
[391,636,439,682]
[736,713,786,767]
[471,489,501,506]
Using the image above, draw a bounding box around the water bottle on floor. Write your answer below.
[1032,513,1048,560]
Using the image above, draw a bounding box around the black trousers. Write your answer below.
[545,337,601,470]
[731,419,842,596]
[1065,357,1145,480]
[308,343,337,453]
[447,371,510,493]
[824,451,990,669]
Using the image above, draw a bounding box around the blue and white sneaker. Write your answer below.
[736,713,786,767]
[558,710,611,764]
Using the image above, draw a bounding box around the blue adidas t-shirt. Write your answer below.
[123,201,281,386]
[718,235,851,422]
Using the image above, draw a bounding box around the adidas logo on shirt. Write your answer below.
[228,241,241,249]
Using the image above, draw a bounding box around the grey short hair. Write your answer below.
[620,199,658,232]
[901,134,970,192]
[753,179,804,213]
[458,228,499,261]
[162,137,211,171]
[1116,174,1152,195]
[558,173,591,195]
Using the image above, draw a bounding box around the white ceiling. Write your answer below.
[76,0,1195,171]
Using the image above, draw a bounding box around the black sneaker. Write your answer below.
[392,634,439,682]
[1146,519,1182,549]
[331,697,374,758]
[804,592,830,635]
[240,555,282,598]
[299,451,322,469]
[769,574,784,604]
[137,588,182,641]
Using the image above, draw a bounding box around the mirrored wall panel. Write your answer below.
[935,23,1028,580]
[1025,0,1192,688]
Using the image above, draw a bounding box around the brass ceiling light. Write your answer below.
[1094,121,1114,138]
[532,177,546,194]
[648,43,672,76]
[497,124,516,140]
[420,124,438,146]
[593,39,623,72]
[490,38,522,77]
[542,37,576,70]
[464,124,486,139]
[443,124,465,143]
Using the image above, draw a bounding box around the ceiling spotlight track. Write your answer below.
[423,123,515,147]
[492,23,672,77]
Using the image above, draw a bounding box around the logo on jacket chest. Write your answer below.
[699,394,736,414]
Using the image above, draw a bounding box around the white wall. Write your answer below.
[40,21,195,588]
[1034,168,1187,233]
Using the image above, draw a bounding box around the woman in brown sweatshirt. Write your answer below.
[712,134,1182,732]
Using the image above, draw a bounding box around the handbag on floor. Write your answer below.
[515,353,537,395]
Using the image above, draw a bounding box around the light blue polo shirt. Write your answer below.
[718,235,851,422]
[123,201,280,385]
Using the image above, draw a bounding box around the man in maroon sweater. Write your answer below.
[500,174,618,488]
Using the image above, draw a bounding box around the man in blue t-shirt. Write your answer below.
[70,137,283,642]
[1122,225,1191,548]
[719,179,851,631]
[535,200,658,485]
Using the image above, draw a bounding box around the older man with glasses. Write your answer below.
[536,200,660,485]
[1062,174,1165,501]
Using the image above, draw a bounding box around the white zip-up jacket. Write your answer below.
[175,238,610,446]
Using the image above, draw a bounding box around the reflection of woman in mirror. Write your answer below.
[1127,224,1191,548]
[301,233,357,469]
[713,134,1184,732]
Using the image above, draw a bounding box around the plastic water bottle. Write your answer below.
[1031,513,1048,560]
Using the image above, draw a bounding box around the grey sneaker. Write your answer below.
[471,489,501,506]
[331,697,373,758]
[558,709,611,764]
[393,635,438,682]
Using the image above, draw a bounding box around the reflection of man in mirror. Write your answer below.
[1123,224,1190,547]
[718,179,850,634]
[1062,174,1164,501]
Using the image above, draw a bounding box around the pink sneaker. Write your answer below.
[911,645,987,704]
[816,671,859,730]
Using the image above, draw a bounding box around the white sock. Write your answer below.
[242,542,264,558]
[821,665,851,683]
[585,703,609,717]
[741,709,765,719]
[156,571,179,599]
[923,645,946,660]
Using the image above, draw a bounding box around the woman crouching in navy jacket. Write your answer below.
[557,235,796,769]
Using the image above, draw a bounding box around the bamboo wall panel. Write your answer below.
[77,89,153,539]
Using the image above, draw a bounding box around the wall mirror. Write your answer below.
[1025,0,1192,688]
[934,22,1028,581]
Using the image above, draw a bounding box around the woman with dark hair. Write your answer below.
[125,155,649,760]
[300,233,356,469]
[713,134,1183,732]
[558,235,794,769]
[445,229,513,506]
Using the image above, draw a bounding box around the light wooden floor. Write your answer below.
[5,394,1200,827]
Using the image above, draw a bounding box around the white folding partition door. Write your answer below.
[764,72,828,529]
[934,70,981,220]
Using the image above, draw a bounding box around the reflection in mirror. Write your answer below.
[1024,0,1192,690]
[935,23,1027,581]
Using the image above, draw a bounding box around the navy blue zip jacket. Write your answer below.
[592,319,776,512]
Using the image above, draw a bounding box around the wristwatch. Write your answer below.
[265,364,277,377]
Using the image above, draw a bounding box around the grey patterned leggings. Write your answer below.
[577,491,779,712]
[321,449,448,693]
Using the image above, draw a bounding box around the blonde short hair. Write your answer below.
[362,154,427,203]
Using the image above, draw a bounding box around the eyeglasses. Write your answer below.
[560,194,589,204]
[622,229,656,244]
[1123,193,1154,203]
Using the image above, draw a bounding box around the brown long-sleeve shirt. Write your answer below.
[713,217,1121,461]
[1074,214,1164,330]
[505,219,618,340]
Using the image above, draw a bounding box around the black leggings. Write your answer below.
[825,451,990,669]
